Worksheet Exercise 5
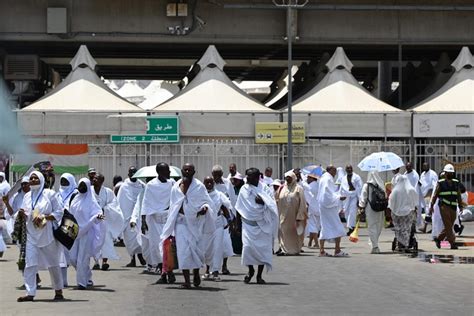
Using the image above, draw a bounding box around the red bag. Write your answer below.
[162,236,178,272]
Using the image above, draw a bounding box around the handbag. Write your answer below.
[53,209,79,250]
[162,236,178,272]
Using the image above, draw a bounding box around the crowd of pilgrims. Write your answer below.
[0,160,468,301]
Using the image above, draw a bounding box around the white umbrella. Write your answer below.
[132,165,182,179]
[357,151,404,172]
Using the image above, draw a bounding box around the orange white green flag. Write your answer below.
[11,143,89,174]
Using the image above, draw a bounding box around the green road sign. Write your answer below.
[111,116,180,144]
[110,134,179,144]
[146,117,179,135]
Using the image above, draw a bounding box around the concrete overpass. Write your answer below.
[1,0,473,104]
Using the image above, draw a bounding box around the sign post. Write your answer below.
[255,122,305,144]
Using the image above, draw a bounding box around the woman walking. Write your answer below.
[276,171,307,255]
[388,175,418,252]
[17,171,64,302]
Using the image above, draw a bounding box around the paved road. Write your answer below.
[1,223,473,316]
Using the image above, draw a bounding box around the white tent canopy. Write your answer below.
[292,47,401,113]
[22,45,140,112]
[411,47,474,113]
[153,45,274,113]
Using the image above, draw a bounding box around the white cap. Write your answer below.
[443,164,455,173]
[232,172,244,181]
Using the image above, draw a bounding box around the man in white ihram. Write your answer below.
[161,163,215,289]
[235,167,278,285]
[141,163,175,284]
[339,165,363,236]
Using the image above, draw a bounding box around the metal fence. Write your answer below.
[10,136,473,191]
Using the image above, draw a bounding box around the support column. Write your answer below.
[377,61,391,102]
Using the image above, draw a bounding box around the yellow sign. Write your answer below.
[255,122,305,144]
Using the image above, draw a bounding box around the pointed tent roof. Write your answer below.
[138,82,175,110]
[411,47,474,113]
[22,45,140,112]
[293,47,400,113]
[152,45,274,112]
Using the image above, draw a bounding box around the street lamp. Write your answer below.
[273,0,308,172]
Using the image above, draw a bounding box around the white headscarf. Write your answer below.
[366,171,385,192]
[0,171,11,195]
[59,173,77,203]
[29,170,45,206]
[69,178,102,228]
[388,175,418,217]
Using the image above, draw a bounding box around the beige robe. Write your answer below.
[276,184,307,254]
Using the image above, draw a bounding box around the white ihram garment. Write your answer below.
[340,173,363,229]
[141,178,173,267]
[235,182,278,271]
[214,178,236,258]
[117,178,144,256]
[161,178,215,270]
[204,189,232,273]
[303,180,321,234]
[94,186,124,260]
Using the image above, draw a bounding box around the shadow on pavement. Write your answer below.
[166,286,227,292]
[32,298,90,303]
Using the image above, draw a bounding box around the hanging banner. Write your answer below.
[255,122,305,144]
[11,143,89,174]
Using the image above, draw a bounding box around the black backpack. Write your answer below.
[367,183,388,212]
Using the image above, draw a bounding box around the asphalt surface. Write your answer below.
[1,222,473,316]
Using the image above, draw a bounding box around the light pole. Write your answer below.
[273,0,307,172]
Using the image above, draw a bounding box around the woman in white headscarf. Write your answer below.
[58,173,77,210]
[17,171,64,302]
[358,171,386,254]
[275,171,307,255]
[69,178,105,289]
[56,173,77,286]
[388,175,418,251]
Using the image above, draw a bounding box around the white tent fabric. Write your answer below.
[411,47,474,113]
[116,80,145,99]
[138,89,174,110]
[22,79,142,112]
[153,45,274,113]
[293,47,400,113]
[22,45,140,112]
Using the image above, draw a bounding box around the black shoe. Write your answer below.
[450,244,459,250]
[54,294,65,301]
[222,268,230,275]
[126,260,136,268]
[347,228,354,236]
[434,238,441,249]
[458,225,464,236]
[167,272,176,284]
[101,263,110,271]
[155,275,168,284]
[76,285,86,290]
[92,263,100,270]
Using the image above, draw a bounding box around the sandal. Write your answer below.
[17,296,34,302]
[334,251,349,257]
[319,252,332,257]
[243,273,254,284]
